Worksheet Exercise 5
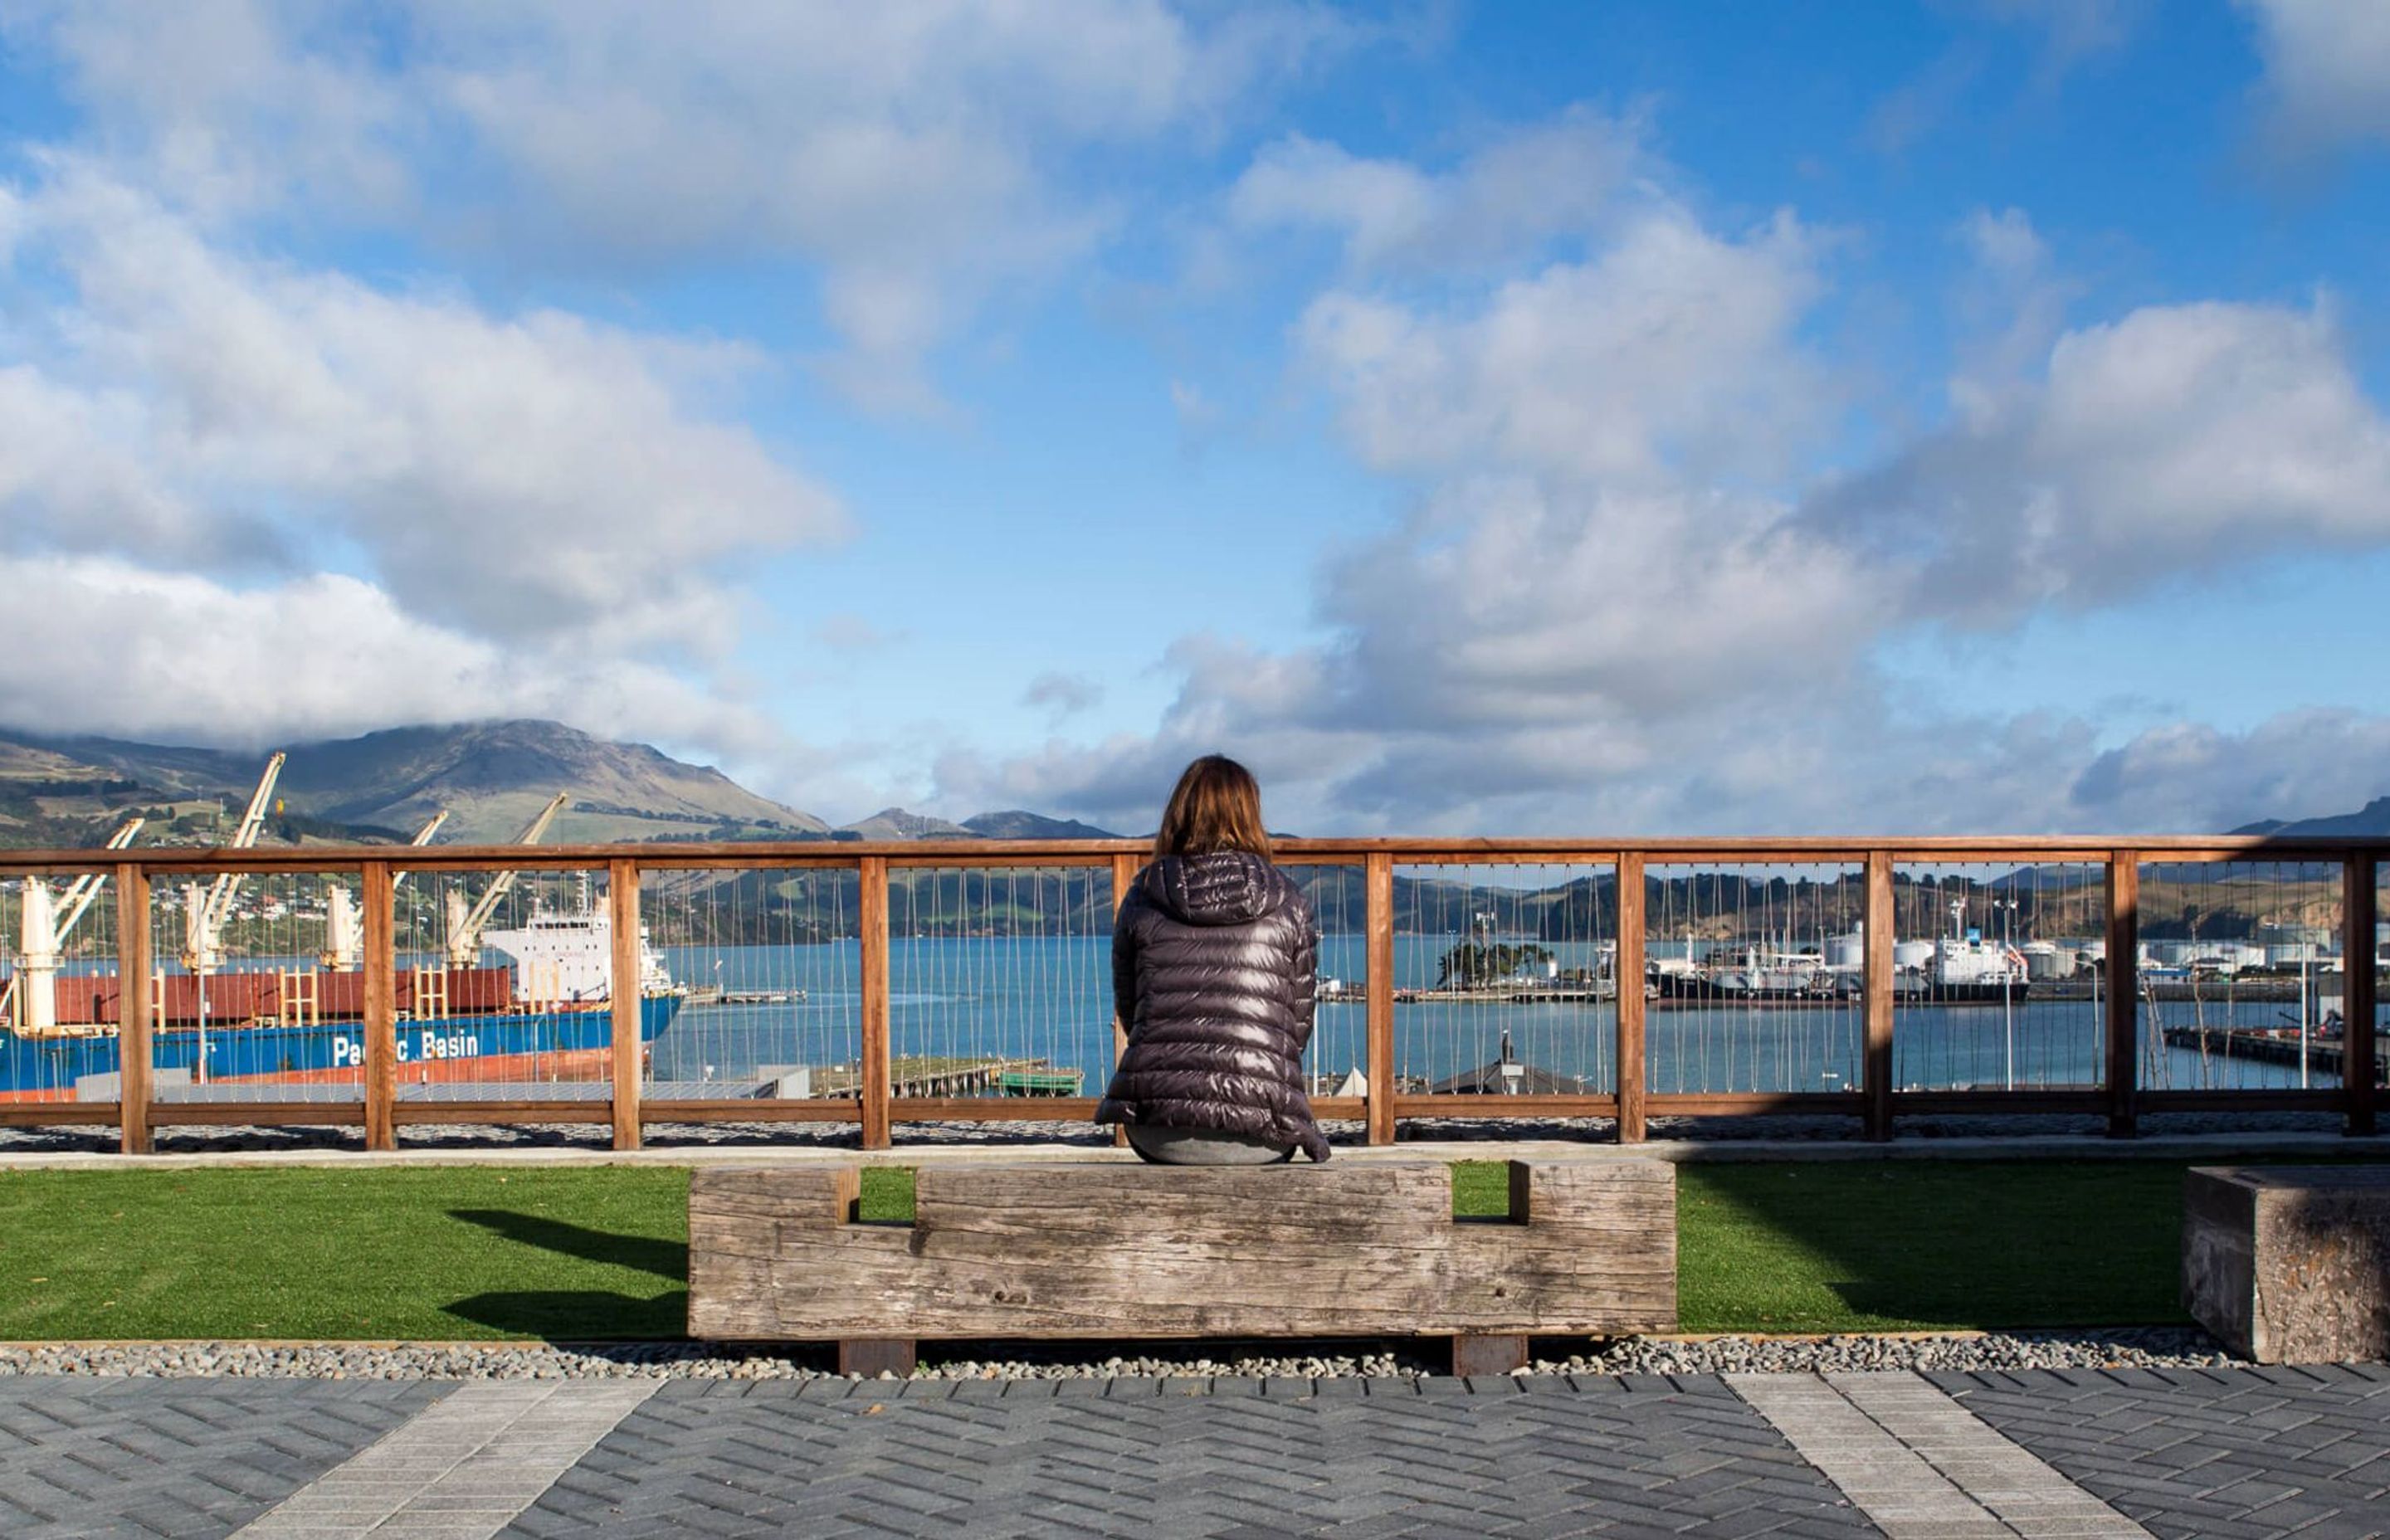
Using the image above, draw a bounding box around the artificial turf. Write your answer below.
[1,1157,2377,1340]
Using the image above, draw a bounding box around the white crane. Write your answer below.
[181,752,285,975]
[389,810,449,894]
[444,792,570,968]
[9,816,143,1034]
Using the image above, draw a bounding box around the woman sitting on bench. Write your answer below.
[1096,754,1332,1163]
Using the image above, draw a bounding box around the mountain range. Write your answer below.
[0,719,1122,847]
[9,715,2390,851]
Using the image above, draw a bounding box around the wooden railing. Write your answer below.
[0,836,2380,1153]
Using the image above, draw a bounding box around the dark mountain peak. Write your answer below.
[962,809,1125,841]
[839,807,974,839]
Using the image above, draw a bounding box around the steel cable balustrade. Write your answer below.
[0,837,2378,1151]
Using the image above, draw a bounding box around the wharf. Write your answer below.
[2161,1024,2388,1084]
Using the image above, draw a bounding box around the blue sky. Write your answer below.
[2,0,2389,836]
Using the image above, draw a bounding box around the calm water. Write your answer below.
[642,938,2350,1096]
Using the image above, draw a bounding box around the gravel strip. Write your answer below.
[0,1328,2255,1382]
[0,1108,2351,1155]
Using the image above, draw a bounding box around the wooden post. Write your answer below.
[1365,851,1396,1147]
[610,858,642,1152]
[837,1338,917,1378]
[361,860,396,1152]
[115,863,152,1156]
[1614,854,1646,1144]
[1110,851,1139,1148]
[1451,1334,1529,1377]
[1863,851,1895,1143]
[859,855,891,1150]
[2344,855,2378,1138]
[2105,852,2139,1139]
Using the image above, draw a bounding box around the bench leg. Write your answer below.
[837,1338,917,1377]
[1450,1333,1529,1377]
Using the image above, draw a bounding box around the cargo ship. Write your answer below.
[1,897,685,1102]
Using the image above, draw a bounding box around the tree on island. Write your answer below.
[1436,940,1554,987]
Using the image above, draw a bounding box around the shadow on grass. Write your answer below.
[443,1289,688,1340]
[450,1209,686,1282]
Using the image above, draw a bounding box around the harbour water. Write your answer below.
[643,938,2351,1098]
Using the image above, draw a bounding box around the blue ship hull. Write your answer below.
[0,993,685,1100]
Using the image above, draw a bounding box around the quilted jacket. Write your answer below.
[1094,850,1329,1162]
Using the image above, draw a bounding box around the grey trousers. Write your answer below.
[1125,1124,1295,1165]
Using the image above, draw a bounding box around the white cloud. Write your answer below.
[2238,0,2390,154]
[1974,0,2142,69]
[3,168,845,654]
[1294,207,1828,485]
[1022,672,1105,718]
[6,0,1373,410]
[0,554,783,755]
[1230,106,1642,270]
[1810,298,2390,623]
[940,125,2390,838]
[2069,710,2390,831]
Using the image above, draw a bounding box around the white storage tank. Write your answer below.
[2021,942,2073,981]
[1892,940,1935,970]
[1826,928,1866,969]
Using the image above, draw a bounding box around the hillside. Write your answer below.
[2231,797,2390,839]
[837,807,974,841]
[0,720,829,846]
[963,810,1124,840]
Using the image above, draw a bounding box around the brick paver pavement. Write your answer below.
[1939,1365,2390,1540]
[505,1376,1871,1539]
[0,1378,449,1539]
[2,1367,2386,1538]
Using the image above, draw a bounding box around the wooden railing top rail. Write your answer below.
[2,833,2389,875]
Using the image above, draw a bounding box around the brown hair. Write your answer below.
[1153,755,1271,860]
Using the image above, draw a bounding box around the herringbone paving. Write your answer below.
[0,1378,451,1539]
[7,1368,2388,1537]
[1941,1365,2390,1540]
[501,1377,1873,1538]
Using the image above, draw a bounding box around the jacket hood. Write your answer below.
[1140,850,1287,926]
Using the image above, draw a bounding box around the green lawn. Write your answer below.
[1,1157,2376,1341]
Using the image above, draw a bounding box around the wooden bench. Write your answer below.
[2183,1165,2390,1362]
[690,1158,1676,1376]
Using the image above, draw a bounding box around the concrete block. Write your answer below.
[2183,1166,2390,1363]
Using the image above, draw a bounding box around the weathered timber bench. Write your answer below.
[690,1159,1676,1377]
[2183,1166,2390,1362]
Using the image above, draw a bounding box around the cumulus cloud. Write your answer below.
[0,554,785,755]
[6,0,1373,410]
[2239,0,2390,154]
[1230,106,1643,270]
[1295,207,1829,485]
[1022,672,1104,718]
[2,168,845,654]
[2070,710,2390,831]
[939,122,2390,838]
[1809,298,2390,623]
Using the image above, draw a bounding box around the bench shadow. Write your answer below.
[449,1208,686,1283]
[442,1289,688,1340]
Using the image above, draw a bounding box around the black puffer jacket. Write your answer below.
[1095,850,1329,1162]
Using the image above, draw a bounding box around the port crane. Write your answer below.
[180,752,285,975]
[322,808,449,970]
[443,792,570,967]
[6,816,144,1034]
